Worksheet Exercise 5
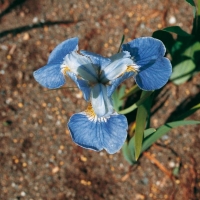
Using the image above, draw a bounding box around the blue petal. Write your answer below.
[107,71,134,97]
[80,50,110,70]
[67,72,91,101]
[33,63,65,89]
[91,84,113,117]
[48,37,78,64]
[122,37,166,65]
[135,57,172,90]
[68,112,128,154]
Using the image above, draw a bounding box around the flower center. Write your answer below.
[85,103,109,122]
[61,66,71,75]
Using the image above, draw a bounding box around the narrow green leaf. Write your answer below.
[112,85,126,112]
[142,120,200,152]
[121,85,140,99]
[122,141,135,164]
[163,26,191,37]
[134,91,153,160]
[144,128,156,138]
[118,35,125,53]
[170,59,196,85]
[118,91,153,114]
[176,103,200,120]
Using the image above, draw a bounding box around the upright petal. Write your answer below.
[48,37,78,64]
[67,72,91,101]
[68,112,128,154]
[135,57,172,90]
[80,50,111,70]
[122,37,166,65]
[91,84,113,117]
[100,57,134,83]
[33,63,65,89]
[62,52,98,83]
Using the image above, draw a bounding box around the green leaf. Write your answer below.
[182,41,200,58]
[118,91,153,114]
[122,141,136,164]
[163,26,191,37]
[121,85,140,99]
[112,85,126,112]
[142,120,200,152]
[144,128,156,138]
[152,30,175,54]
[134,91,153,160]
[170,59,196,85]
[122,128,156,164]
[186,0,196,7]
[176,103,200,120]
[118,35,125,53]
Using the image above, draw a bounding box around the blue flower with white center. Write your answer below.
[113,37,172,91]
[68,104,128,154]
[61,49,134,117]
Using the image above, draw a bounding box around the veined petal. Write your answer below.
[91,84,113,117]
[67,72,91,101]
[107,71,134,97]
[135,57,172,90]
[62,52,98,83]
[80,50,111,70]
[33,63,65,89]
[48,37,78,64]
[109,51,131,62]
[122,37,166,66]
[100,57,134,83]
[68,112,128,154]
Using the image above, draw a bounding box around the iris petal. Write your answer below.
[100,57,133,83]
[68,112,128,154]
[62,52,98,82]
[122,37,166,65]
[48,37,78,64]
[135,57,172,90]
[67,72,91,101]
[107,71,134,97]
[80,50,111,70]
[33,63,65,89]
[91,84,113,117]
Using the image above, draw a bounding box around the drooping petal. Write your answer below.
[91,84,113,117]
[80,50,111,70]
[33,63,65,89]
[134,57,172,90]
[100,57,134,83]
[67,72,91,101]
[122,37,166,65]
[68,112,128,154]
[122,37,172,90]
[62,52,98,83]
[48,37,78,64]
[107,71,134,97]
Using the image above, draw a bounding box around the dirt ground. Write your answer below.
[0,0,200,199]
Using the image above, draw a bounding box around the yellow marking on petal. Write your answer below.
[85,103,96,119]
[61,66,71,75]
[126,65,139,73]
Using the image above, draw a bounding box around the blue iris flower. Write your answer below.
[33,36,172,154]
[108,37,172,93]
